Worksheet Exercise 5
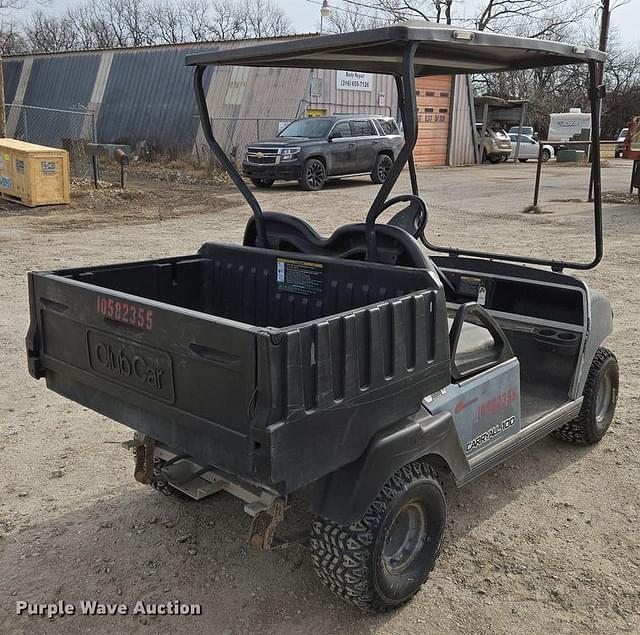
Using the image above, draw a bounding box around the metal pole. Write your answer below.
[366,43,418,261]
[479,103,488,162]
[92,112,100,180]
[467,76,480,164]
[533,141,544,206]
[588,60,604,268]
[395,74,419,196]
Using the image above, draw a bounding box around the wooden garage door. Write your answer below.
[414,76,452,166]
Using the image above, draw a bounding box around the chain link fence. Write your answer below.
[5,104,97,178]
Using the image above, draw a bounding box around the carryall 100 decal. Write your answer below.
[467,416,516,453]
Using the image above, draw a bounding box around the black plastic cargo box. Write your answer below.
[27,243,450,492]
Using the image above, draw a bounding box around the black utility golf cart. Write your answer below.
[26,23,618,612]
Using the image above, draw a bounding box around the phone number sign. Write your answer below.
[336,70,373,92]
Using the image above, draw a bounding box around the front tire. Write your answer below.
[371,153,394,184]
[310,461,446,612]
[301,158,326,191]
[551,347,618,444]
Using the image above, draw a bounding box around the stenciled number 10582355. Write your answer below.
[96,296,153,331]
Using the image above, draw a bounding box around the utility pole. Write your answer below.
[598,0,611,84]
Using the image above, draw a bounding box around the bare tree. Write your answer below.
[237,0,291,39]
[24,11,79,52]
[325,4,385,33]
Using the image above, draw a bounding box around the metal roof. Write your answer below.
[186,22,606,75]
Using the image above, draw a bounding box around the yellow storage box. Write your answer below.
[0,139,70,207]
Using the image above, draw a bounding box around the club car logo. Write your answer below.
[87,331,174,401]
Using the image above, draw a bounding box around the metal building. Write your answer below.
[2,36,475,166]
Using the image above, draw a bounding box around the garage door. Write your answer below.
[414,76,452,166]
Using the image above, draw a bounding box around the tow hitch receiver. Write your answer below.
[130,437,307,550]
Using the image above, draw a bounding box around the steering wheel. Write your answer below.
[380,194,428,238]
[381,195,456,295]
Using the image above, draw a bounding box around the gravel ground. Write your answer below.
[0,160,639,634]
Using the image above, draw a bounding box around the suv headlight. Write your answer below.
[281,147,300,161]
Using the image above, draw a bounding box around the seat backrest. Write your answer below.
[244,212,434,270]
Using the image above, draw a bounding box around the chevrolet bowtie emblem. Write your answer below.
[256,152,264,159]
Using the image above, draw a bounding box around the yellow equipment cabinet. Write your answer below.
[0,139,70,207]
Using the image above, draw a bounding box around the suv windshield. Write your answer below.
[278,118,333,139]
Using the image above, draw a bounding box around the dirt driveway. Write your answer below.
[1,161,639,634]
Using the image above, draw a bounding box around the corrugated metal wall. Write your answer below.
[197,65,311,161]
[3,59,23,104]
[2,39,472,163]
[24,54,100,109]
[305,68,398,117]
[448,75,476,166]
[98,46,212,151]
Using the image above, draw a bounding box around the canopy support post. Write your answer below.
[193,65,268,248]
[395,74,419,197]
[365,42,418,261]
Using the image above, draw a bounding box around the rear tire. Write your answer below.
[310,461,446,613]
[301,158,326,191]
[518,158,528,163]
[551,347,618,444]
[371,153,394,184]
[250,178,274,188]
[541,149,551,162]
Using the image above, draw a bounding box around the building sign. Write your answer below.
[336,70,373,92]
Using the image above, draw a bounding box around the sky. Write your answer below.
[277,0,640,45]
[7,0,640,46]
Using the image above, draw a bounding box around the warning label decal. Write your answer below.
[276,258,323,295]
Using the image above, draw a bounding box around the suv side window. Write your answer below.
[331,121,352,138]
[376,119,400,135]
[351,120,376,137]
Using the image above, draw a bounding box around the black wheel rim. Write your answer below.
[306,161,325,188]
[382,501,428,574]
[378,156,393,181]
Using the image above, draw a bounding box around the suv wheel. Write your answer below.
[551,347,618,444]
[250,178,274,188]
[310,461,446,612]
[371,154,394,184]
[301,158,326,191]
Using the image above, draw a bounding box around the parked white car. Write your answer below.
[509,134,554,162]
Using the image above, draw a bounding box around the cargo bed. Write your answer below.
[27,242,449,492]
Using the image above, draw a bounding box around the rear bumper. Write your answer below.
[242,162,301,181]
